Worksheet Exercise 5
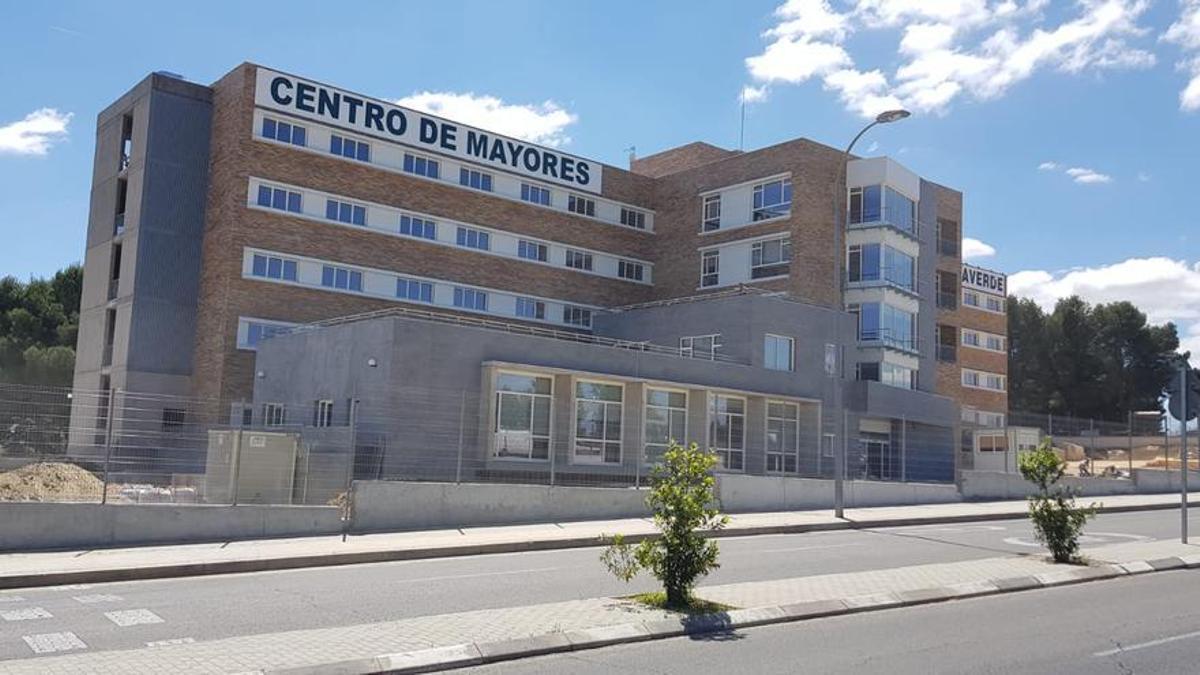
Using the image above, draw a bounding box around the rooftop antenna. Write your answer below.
[624,145,636,167]
[739,90,747,151]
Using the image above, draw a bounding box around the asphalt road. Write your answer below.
[465,570,1200,675]
[0,508,1195,662]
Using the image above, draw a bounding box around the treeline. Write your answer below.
[1007,296,1188,420]
[0,265,81,386]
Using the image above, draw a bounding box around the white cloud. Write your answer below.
[0,108,71,156]
[1163,0,1200,110]
[1009,257,1200,365]
[1038,160,1059,170]
[743,0,1159,118]
[741,84,769,104]
[962,237,997,258]
[394,92,577,148]
[1065,166,1113,183]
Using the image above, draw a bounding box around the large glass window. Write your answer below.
[853,302,915,351]
[848,244,914,290]
[849,185,915,234]
[766,401,800,473]
[575,381,622,464]
[644,389,687,466]
[753,178,792,221]
[709,395,745,470]
[848,185,881,224]
[883,187,915,233]
[764,334,794,371]
[751,237,791,279]
[881,362,915,389]
[494,373,552,460]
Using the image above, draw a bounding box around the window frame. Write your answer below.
[619,207,646,230]
[572,379,624,465]
[708,393,747,471]
[565,249,594,271]
[700,249,720,287]
[680,334,722,360]
[644,387,688,466]
[402,152,440,179]
[563,305,593,328]
[764,333,795,372]
[568,194,597,217]
[750,236,792,279]
[765,400,801,474]
[752,178,793,221]
[493,371,554,461]
[520,183,552,206]
[398,214,437,240]
[515,297,547,320]
[313,399,334,428]
[618,260,644,281]
[262,403,286,427]
[453,286,489,311]
[518,240,549,262]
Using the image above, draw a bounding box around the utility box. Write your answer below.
[205,429,301,504]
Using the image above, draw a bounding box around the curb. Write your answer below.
[260,555,1200,674]
[0,500,1191,590]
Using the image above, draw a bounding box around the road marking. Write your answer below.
[48,584,92,591]
[1004,532,1152,548]
[760,543,865,554]
[391,567,562,584]
[896,525,1007,533]
[0,595,26,603]
[22,632,87,654]
[73,593,123,604]
[1094,630,1200,657]
[104,609,165,627]
[147,637,196,647]
[1,607,53,621]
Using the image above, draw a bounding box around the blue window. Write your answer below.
[321,265,363,291]
[256,185,302,214]
[399,215,436,240]
[250,254,297,281]
[330,135,370,162]
[246,322,289,348]
[261,118,306,147]
[403,153,440,179]
[849,185,882,224]
[325,199,367,226]
[396,277,434,303]
[453,287,488,311]
[518,240,548,262]
[456,226,490,251]
[752,178,792,221]
[459,168,493,192]
[515,297,545,320]
[521,184,551,206]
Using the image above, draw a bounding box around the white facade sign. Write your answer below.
[254,68,603,194]
[961,264,1007,296]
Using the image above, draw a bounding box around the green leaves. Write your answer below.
[0,265,80,385]
[1019,438,1097,563]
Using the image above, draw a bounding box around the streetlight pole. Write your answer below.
[831,109,911,519]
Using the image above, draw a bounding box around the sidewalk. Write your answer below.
[1,538,1196,674]
[2,491,1197,590]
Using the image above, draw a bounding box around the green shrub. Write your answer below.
[601,441,728,608]
[1018,438,1097,563]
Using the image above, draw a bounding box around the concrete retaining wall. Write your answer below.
[962,470,1145,500]
[1130,469,1200,492]
[0,502,342,552]
[716,474,960,511]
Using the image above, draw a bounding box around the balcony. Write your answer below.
[845,270,920,298]
[937,291,958,310]
[937,343,957,363]
[113,213,126,237]
[858,330,920,355]
[938,238,958,257]
[107,278,119,301]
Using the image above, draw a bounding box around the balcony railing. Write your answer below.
[845,270,919,296]
[937,291,958,310]
[938,238,958,257]
[858,330,920,354]
[107,278,119,301]
[937,343,957,363]
[114,213,126,236]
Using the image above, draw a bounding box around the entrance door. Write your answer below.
[863,439,892,480]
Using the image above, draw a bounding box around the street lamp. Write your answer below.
[831,109,911,519]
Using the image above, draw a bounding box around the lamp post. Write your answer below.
[831,109,911,519]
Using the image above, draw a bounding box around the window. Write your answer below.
[700,250,720,287]
[822,433,835,459]
[764,334,794,371]
[563,305,592,327]
[644,389,686,466]
[766,401,800,473]
[256,185,302,214]
[251,254,298,282]
[320,265,364,292]
[262,403,286,427]
[618,260,644,281]
[399,214,436,240]
[313,400,334,428]
[568,194,596,217]
[330,134,370,161]
[881,362,915,389]
[396,277,433,303]
[848,244,914,290]
[751,237,791,279]
[246,321,290,348]
[857,362,881,382]
[565,249,593,271]
[853,302,915,351]
[161,408,186,432]
[574,381,623,464]
[680,334,721,360]
[962,369,1005,391]
[493,373,552,460]
[985,295,1004,312]
[261,118,306,147]
[515,297,546,320]
[520,183,551,206]
[850,185,915,232]
[456,226,491,251]
[325,199,367,226]
[985,373,1006,391]
[518,240,548,262]
[702,195,722,231]
[964,290,1005,314]
[883,186,916,233]
[709,395,745,470]
[986,334,1006,352]
[753,178,792,221]
[459,168,493,191]
[849,185,880,225]
[620,207,646,230]
[403,153,439,179]
[453,287,488,311]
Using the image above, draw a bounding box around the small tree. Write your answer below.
[601,441,728,608]
[1018,437,1097,563]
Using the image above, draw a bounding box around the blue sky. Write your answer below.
[1,0,1198,356]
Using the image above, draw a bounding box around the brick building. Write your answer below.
[71,64,1008,483]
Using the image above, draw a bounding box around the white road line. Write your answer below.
[147,637,196,647]
[0,595,26,603]
[390,567,562,584]
[1,607,53,622]
[22,632,87,654]
[760,543,864,554]
[48,584,92,591]
[73,593,123,604]
[1094,630,1200,657]
[104,609,165,627]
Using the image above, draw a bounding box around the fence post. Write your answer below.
[900,415,907,482]
[455,389,466,484]
[1128,410,1134,478]
[342,398,359,543]
[100,389,118,505]
[230,428,243,506]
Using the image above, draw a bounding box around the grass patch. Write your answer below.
[624,591,735,615]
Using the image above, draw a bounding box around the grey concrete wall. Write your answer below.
[1130,469,1200,492]
[716,473,960,511]
[0,503,341,552]
[916,180,938,393]
[960,470,1139,500]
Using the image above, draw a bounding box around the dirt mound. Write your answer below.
[0,462,103,502]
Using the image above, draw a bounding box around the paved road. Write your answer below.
[0,508,1194,662]
[465,569,1200,674]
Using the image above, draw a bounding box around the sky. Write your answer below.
[1,0,1198,360]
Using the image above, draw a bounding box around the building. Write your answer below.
[70,63,1008,484]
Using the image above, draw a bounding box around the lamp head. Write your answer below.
[875,109,911,124]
